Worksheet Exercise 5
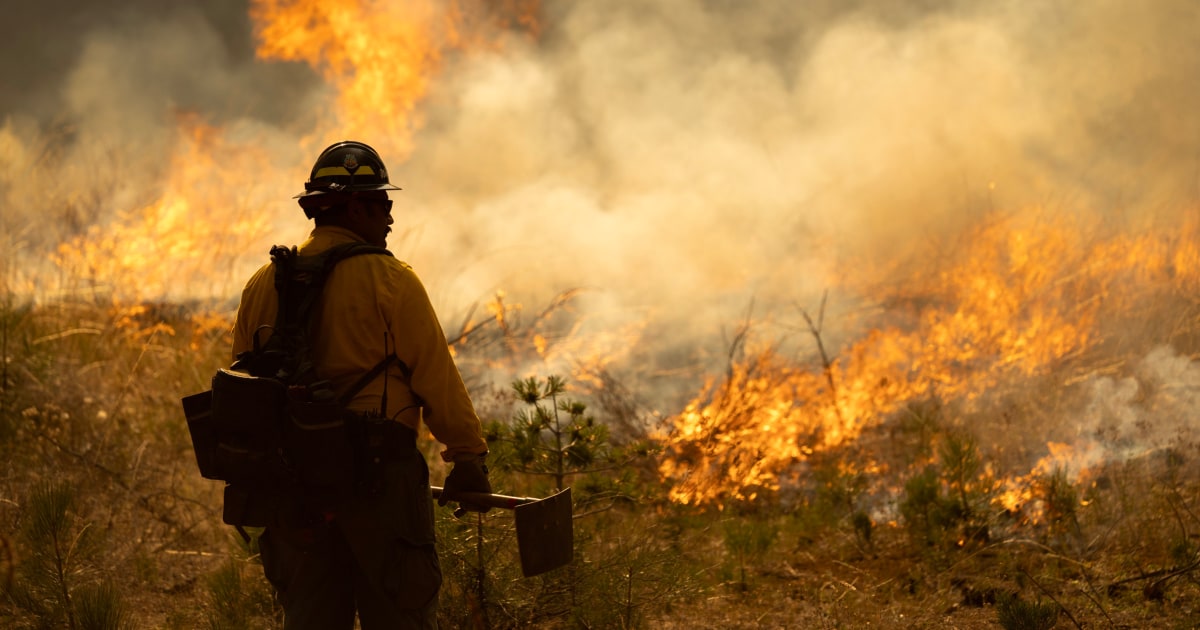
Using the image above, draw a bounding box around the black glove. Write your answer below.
[439,456,492,514]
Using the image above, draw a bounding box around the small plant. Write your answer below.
[722,517,778,592]
[900,431,998,550]
[899,466,946,547]
[451,375,609,626]
[203,532,276,630]
[7,480,106,629]
[1038,466,1080,542]
[996,593,1059,630]
[809,455,874,552]
[73,580,133,630]
[493,375,617,492]
[851,510,874,550]
[812,457,869,520]
[205,560,251,630]
[442,375,670,628]
[940,432,992,542]
[576,513,702,628]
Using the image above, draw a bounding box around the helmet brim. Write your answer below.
[292,182,402,199]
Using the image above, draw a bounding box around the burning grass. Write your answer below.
[660,208,1200,512]
[3,0,1198,624]
[1,205,1200,627]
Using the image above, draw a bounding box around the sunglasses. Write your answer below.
[358,198,392,213]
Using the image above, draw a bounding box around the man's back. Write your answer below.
[232,225,487,461]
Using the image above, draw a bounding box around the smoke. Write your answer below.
[398,0,1200,379]
[3,0,1199,405]
[0,1,317,128]
[0,1,323,299]
[1046,345,1200,478]
[0,1,319,244]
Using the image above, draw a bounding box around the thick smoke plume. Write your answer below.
[2,0,1198,415]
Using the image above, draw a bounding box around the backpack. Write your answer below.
[181,242,397,538]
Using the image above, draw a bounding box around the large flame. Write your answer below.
[250,0,540,155]
[51,116,275,303]
[660,209,1200,508]
[46,0,539,304]
[29,1,1200,525]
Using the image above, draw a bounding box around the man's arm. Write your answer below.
[386,263,488,461]
[230,264,278,362]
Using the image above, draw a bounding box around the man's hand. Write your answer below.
[439,455,492,514]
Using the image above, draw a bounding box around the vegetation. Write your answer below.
[2,210,1200,628]
[436,374,691,629]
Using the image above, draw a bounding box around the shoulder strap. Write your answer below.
[265,243,394,383]
[270,243,394,333]
[273,242,394,329]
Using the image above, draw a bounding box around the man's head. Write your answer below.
[295,141,400,214]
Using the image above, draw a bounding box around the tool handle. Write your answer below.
[430,486,537,510]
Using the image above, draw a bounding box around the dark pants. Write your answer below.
[258,434,440,630]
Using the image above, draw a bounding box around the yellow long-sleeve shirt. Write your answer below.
[231,225,487,462]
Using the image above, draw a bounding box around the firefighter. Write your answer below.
[231,140,491,629]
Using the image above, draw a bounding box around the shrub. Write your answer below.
[438,375,687,628]
[899,431,998,551]
[203,532,276,630]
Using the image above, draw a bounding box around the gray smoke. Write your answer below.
[0,1,315,128]
[1049,346,1200,478]
[398,0,1200,384]
[2,0,1198,409]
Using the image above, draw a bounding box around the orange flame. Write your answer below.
[52,116,274,303]
[660,208,1200,508]
[47,1,540,305]
[250,0,540,154]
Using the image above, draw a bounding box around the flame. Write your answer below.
[660,208,1200,508]
[452,289,646,386]
[52,116,274,303]
[998,441,1101,519]
[45,1,539,305]
[250,0,540,154]
[29,0,1200,531]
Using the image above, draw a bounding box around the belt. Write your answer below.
[361,419,417,457]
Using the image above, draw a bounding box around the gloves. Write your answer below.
[439,455,492,514]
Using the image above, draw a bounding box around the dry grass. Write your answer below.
[2,206,1200,628]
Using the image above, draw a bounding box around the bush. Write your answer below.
[5,481,113,629]
[899,431,998,551]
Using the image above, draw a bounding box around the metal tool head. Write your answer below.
[430,485,575,577]
[514,487,574,577]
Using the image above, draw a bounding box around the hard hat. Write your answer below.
[294,141,401,217]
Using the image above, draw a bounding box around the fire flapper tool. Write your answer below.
[431,486,573,577]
